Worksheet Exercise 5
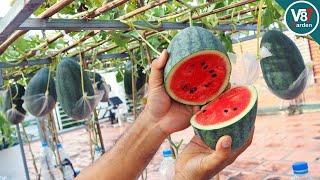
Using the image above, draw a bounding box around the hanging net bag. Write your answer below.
[23,67,57,117]
[1,83,26,124]
[89,72,109,102]
[259,30,310,100]
[56,58,103,120]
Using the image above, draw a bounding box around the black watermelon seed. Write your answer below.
[202,110,207,113]
[212,74,217,78]
[189,87,197,94]
[201,62,205,66]
[233,107,238,111]
[224,109,228,113]
[209,70,214,73]
[182,85,189,91]
[204,84,209,88]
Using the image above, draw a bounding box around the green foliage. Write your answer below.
[0,111,14,150]
[0,0,285,83]
[218,33,233,53]
[110,32,131,48]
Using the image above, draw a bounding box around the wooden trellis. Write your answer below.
[0,1,278,180]
[0,0,264,69]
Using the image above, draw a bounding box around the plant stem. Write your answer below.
[21,124,39,177]
[79,52,86,96]
[256,0,264,59]
[135,31,161,56]
[127,49,138,120]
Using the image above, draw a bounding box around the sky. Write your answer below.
[0,0,11,17]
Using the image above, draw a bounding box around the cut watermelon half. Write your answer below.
[165,50,231,105]
[191,86,258,150]
[164,26,231,105]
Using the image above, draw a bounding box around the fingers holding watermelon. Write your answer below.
[149,49,168,89]
[144,49,202,135]
[175,127,254,180]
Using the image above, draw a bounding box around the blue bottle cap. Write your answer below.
[41,142,48,147]
[292,161,308,174]
[57,143,62,149]
[163,149,173,157]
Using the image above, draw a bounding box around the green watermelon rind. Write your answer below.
[164,26,231,105]
[190,86,258,150]
[260,30,307,100]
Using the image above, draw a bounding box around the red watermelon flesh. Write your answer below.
[168,51,229,104]
[195,86,251,125]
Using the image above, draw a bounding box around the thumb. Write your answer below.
[148,50,168,89]
[202,136,232,173]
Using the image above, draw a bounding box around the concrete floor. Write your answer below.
[23,112,320,180]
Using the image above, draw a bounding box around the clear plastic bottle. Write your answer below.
[40,142,55,180]
[159,149,175,180]
[94,146,102,161]
[292,162,312,180]
[57,143,74,180]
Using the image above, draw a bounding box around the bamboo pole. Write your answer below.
[93,109,105,153]
[68,0,170,57]
[84,0,128,19]
[181,0,258,22]
[118,0,168,20]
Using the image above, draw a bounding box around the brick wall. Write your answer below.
[308,40,320,83]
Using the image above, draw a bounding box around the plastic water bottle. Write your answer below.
[40,142,54,180]
[159,149,175,180]
[292,162,312,180]
[57,143,74,180]
[94,146,102,161]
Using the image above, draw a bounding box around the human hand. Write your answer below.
[175,130,254,180]
[144,50,199,135]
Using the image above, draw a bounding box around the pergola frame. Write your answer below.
[0,0,263,70]
[0,1,271,179]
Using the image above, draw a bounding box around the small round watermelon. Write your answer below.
[164,26,231,105]
[191,86,258,150]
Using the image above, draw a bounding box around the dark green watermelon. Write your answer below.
[1,84,26,124]
[56,58,94,120]
[260,30,307,100]
[124,61,146,98]
[164,26,231,105]
[24,67,57,117]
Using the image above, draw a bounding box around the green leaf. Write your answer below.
[214,2,225,9]
[219,33,233,53]
[116,70,124,82]
[110,32,130,48]
[262,9,274,27]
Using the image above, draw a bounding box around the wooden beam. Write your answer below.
[0,53,128,69]
[68,39,108,57]
[182,0,258,22]
[118,0,168,20]
[84,0,128,19]
[68,0,170,57]
[49,31,99,57]
[0,0,75,55]
[0,0,45,43]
